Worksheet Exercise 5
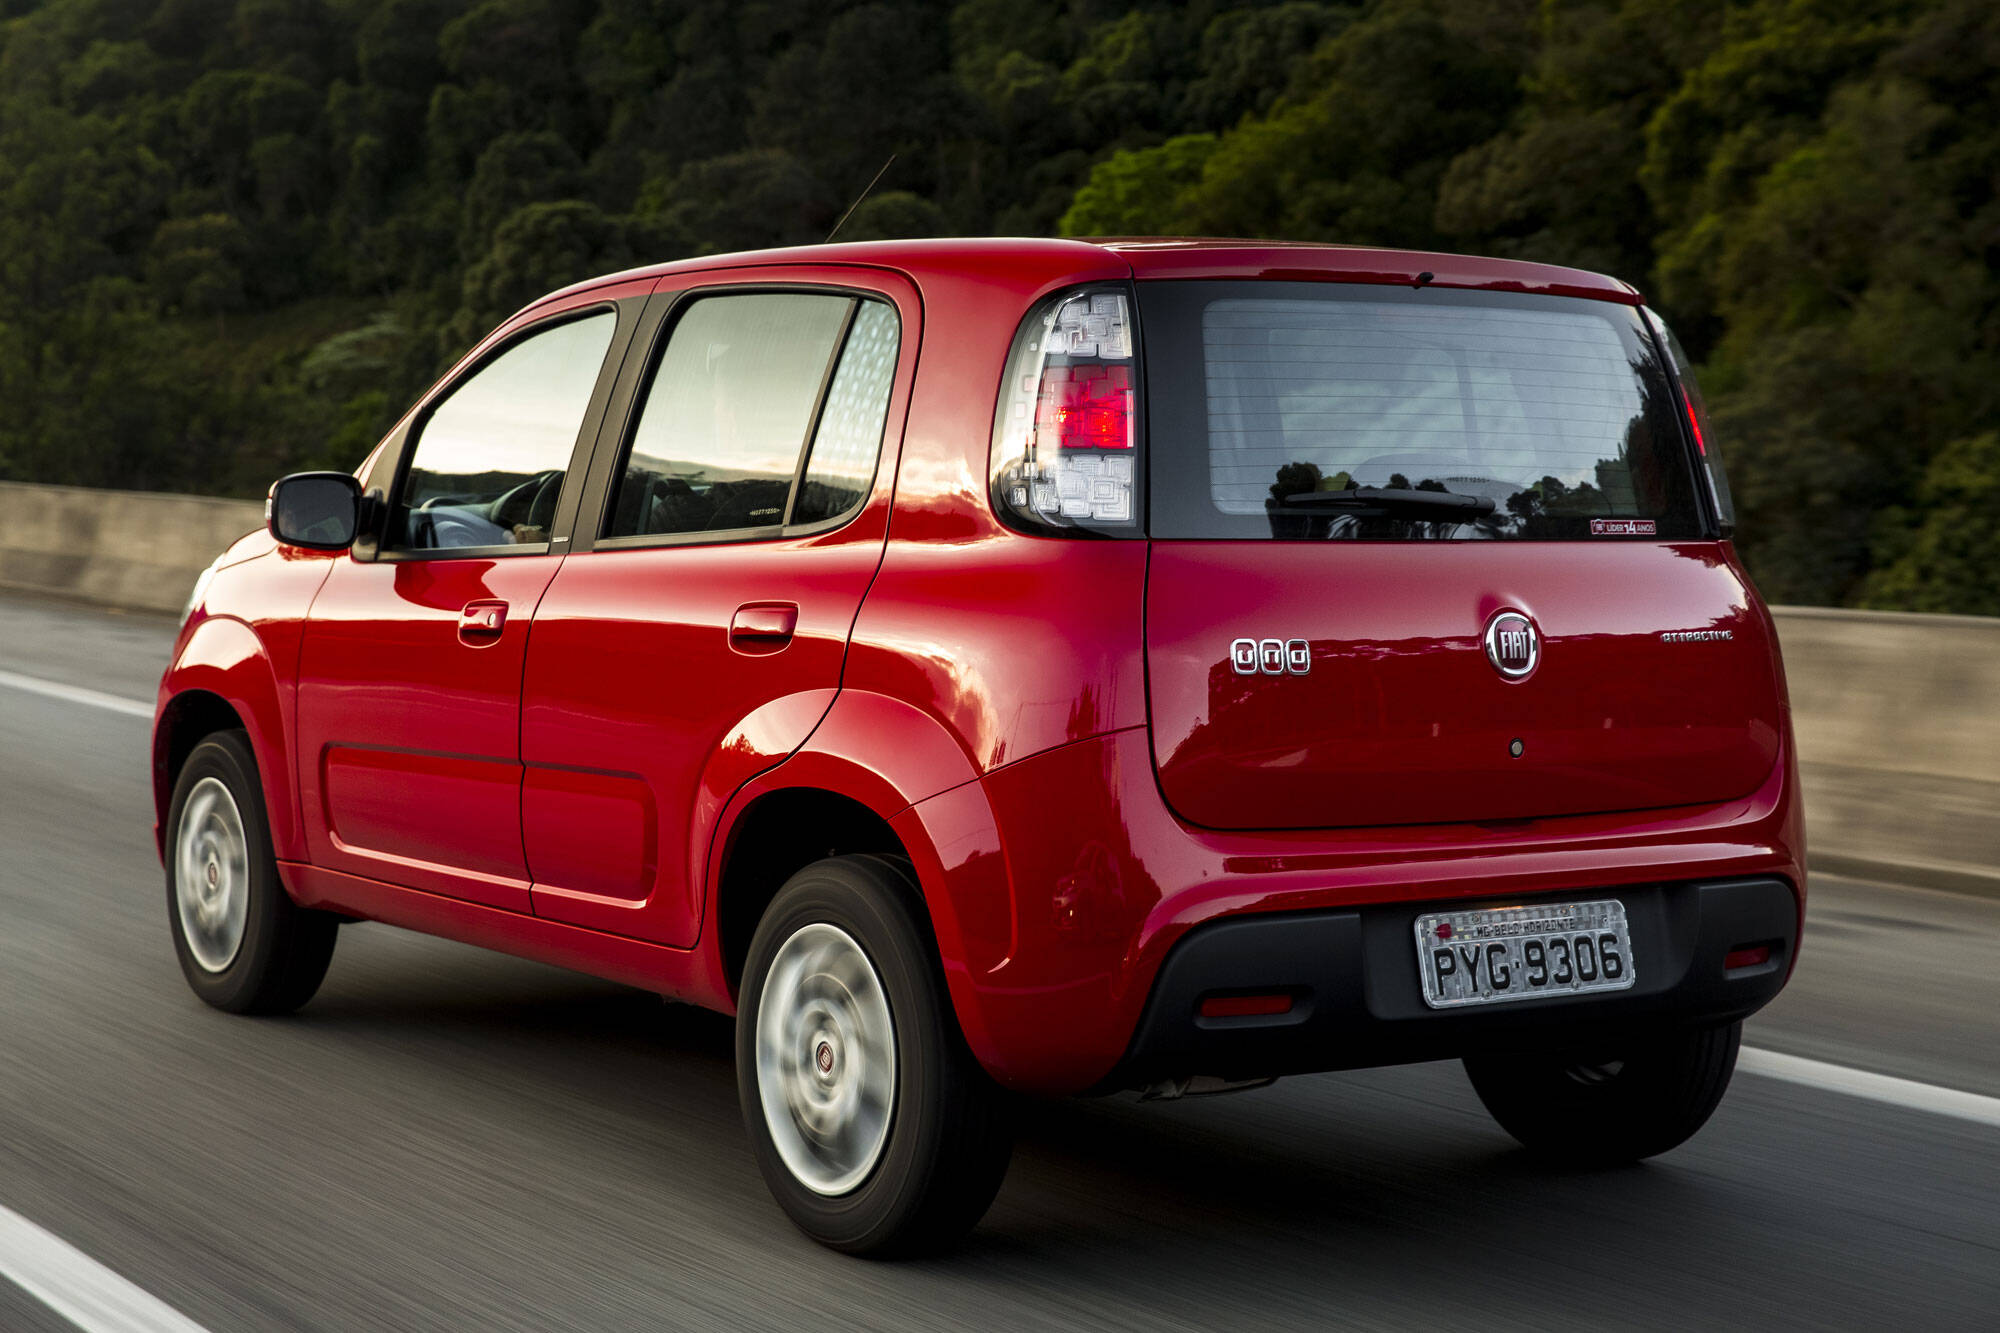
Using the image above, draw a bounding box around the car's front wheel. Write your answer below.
[1463,1020,1741,1165]
[166,730,338,1014]
[736,854,1013,1256]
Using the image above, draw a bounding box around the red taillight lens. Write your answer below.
[1198,992,1294,1019]
[1680,385,1707,456]
[1036,362,1133,449]
[1647,308,1735,532]
[991,286,1141,532]
[1724,945,1771,971]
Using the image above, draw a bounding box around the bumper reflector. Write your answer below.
[1198,992,1295,1020]
[1724,945,1772,971]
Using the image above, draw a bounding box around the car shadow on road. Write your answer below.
[245,935,1948,1329]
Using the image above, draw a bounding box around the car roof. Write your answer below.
[529,236,1642,316]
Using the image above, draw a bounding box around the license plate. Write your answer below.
[1413,899,1636,1009]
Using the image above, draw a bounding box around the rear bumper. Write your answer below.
[1101,877,1796,1090]
[905,724,1805,1097]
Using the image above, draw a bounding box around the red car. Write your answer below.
[155,238,1803,1255]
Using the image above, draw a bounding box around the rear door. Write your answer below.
[518,267,915,946]
[296,288,641,908]
[1136,280,1782,830]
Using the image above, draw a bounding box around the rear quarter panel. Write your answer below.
[840,247,1149,772]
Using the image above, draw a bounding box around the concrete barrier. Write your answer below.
[1773,607,2000,896]
[0,481,261,616]
[0,481,1991,891]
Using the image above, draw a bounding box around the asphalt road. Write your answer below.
[0,589,1994,1331]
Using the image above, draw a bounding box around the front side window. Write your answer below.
[606,291,898,541]
[390,311,615,552]
[1143,282,1703,541]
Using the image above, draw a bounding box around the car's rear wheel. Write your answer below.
[166,731,337,1014]
[736,854,1013,1256]
[1463,1020,1741,1165]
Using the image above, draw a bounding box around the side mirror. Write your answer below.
[267,472,364,550]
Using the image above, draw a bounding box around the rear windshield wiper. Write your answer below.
[1280,487,1496,518]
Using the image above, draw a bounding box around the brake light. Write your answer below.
[1646,308,1735,534]
[1680,385,1707,455]
[1037,362,1133,449]
[992,287,1140,531]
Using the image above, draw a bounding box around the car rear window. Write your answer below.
[1140,281,1704,541]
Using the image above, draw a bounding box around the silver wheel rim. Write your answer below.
[754,922,896,1196]
[175,776,249,973]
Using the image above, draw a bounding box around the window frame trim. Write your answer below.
[572,280,904,555]
[369,299,636,564]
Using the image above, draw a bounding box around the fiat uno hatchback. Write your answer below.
[155,238,1802,1255]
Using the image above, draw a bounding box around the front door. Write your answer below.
[520,269,916,946]
[296,298,632,910]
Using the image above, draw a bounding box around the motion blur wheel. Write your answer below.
[1464,1021,1742,1165]
[737,855,1013,1256]
[165,730,337,1014]
[756,922,897,1195]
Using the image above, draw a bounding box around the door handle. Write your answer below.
[729,603,797,653]
[458,600,508,643]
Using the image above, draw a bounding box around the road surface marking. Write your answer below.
[0,1204,211,1333]
[0,669,152,720]
[1741,1047,2000,1128]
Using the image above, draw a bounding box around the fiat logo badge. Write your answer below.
[1484,610,1540,680]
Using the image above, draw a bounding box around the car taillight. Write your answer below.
[991,286,1141,533]
[1036,362,1133,450]
[1646,308,1736,537]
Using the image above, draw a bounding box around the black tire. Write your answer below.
[736,854,1013,1256]
[165,730,337,1015]
[1464,1021,1742,1165]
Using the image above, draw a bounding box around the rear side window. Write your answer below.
[1142,282,1704,541]
[606,291,897,541]
[391,310,615,552]
[794,300,899,525]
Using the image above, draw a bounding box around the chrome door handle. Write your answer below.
[729,603,797,653]
[458,600,507,641]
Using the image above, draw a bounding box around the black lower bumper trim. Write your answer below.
[1104,878,1799,1089]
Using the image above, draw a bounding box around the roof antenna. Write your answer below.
[824,154,897,244]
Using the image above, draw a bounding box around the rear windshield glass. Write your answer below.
[1140,281,1703,541]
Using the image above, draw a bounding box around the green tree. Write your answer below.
[451,199,632,346]
[1862,433,2000,615]
[1059,133,1216,235]
[0,0,1994,615]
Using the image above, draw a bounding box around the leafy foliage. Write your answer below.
[0,0,1995,609]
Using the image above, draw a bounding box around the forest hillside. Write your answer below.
[2,0,1995,609]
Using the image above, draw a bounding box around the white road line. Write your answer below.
[1740,1047,2000,1128]
[0,1204,210,1333]
[0,670,152,720]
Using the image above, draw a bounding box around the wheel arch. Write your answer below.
[154,615,302,866]
[710,787,907,997]
[699,689,1015,1080]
